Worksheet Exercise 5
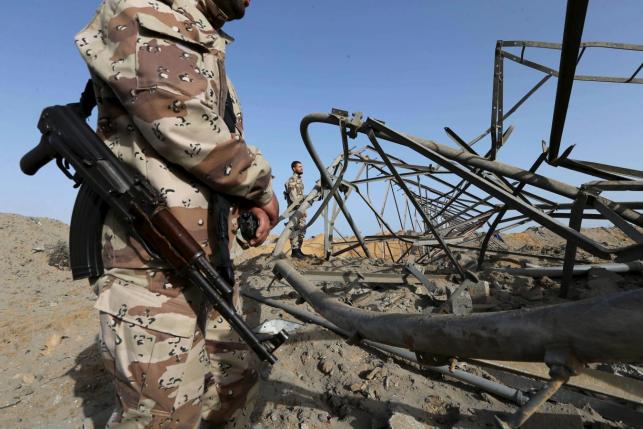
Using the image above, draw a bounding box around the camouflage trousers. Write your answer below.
[95,269,259,429]
[289,212,307,250]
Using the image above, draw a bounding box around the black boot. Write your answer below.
[291,248,305,259]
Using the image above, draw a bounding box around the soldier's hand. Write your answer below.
[248,194,279,247]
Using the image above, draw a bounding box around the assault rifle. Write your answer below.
[20,83,284,364]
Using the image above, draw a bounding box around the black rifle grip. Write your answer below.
[210,194,235,285]
[238,212,259,241]
[20,135,55,176]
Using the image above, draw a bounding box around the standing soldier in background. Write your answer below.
[75,0,278,427]
[285,161,310,259]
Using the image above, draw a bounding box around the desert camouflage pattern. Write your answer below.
[76,0,273,271]
[285,173,306,250]
[96,271,259,429]
[76,0,269,426]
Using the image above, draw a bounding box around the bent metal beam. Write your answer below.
[273,259,643,364]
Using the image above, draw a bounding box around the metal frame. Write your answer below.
[270,1,643,426]
[272,20,643,295]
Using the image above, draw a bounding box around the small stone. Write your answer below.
[364,386,376,399]
[21,373,35,385]
[348,383,363,393]
[365,367,381,380]
[318,359,334,375]
[538,276,557,289]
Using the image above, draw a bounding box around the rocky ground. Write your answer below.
[1,212,642,428]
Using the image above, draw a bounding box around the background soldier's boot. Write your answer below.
[297,238,312,258]
[291,248,305,259]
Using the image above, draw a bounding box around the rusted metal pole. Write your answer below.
[274,259,643,363]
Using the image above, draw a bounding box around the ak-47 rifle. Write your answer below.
[20,82,284,364]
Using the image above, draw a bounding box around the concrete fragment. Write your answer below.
[440,283,473,315]
[450,292,472,315]
[464,280,490,304]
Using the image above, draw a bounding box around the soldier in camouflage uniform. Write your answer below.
[75,0,279,427]
[285,161,309,259]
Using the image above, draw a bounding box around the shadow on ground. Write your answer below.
[67,339,113,428]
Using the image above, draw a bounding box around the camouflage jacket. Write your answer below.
[76,0,273,329]
[285,173,304,206]
[76,0,273,270]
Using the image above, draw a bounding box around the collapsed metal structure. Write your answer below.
[273,36,643,296]
[264,1,643,427]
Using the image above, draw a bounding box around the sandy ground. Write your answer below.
[1,212,642,428]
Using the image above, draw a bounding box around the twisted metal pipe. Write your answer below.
[274,260,643,363]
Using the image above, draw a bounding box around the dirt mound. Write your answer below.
[0,213,112,428]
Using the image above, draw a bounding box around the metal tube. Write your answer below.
[300,114,372,257]
[491,261,643,278]
[547,0,589,161]
[273,259,643,363]
[501,40,643,51]
[370,123,643,228]
[369,120,643,260]
[496,378,566,429]
[368,131,467,280]
[560,192,588,298]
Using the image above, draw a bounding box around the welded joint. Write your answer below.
[547,143,575,167]
[330,108,364,138]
